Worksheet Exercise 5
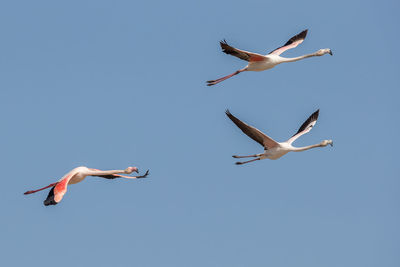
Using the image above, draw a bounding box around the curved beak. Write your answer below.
[329,50,333,56]
[330,142,333,147]
[135,168,139,173]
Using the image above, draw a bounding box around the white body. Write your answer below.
[260,142,292,160]
[66,166,90,185]
[246,54,283,72]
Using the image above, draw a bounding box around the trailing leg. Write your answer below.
[232,154,259,158]
[235,158,261,165]
[207,69,245,86]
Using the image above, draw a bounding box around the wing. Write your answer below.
[268,29,308,56]
[90,168,149,179]
[94,174,140,179]
[43,174,74,206]
[95,174,118,179]
[226,110,279,149]
[220,40,265,62]
[287,109,319,144]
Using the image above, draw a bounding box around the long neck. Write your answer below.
[291,143,322,152]
[280,52,317,63]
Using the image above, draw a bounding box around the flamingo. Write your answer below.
[207,29,332,86]
[225,109,333,165]
[24,166,149,206]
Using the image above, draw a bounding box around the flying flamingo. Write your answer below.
[225,109,333,165]
[24,166,149,206]
[207,29,332,86]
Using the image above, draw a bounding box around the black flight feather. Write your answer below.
[291,109,319,137]
[43,186,58,206]
[269,29,308,54]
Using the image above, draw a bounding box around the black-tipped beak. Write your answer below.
[329,50,333,56]
[136,168,139,173]
[330,142,333,147]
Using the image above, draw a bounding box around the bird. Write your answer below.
[207,29,332,86]
[225,109,333,165]
[24,166,149,206]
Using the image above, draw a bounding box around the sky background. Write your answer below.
[1,0,399,266]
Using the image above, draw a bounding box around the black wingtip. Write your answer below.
[281,29,309,48]
[310,109,320,121]
[43,187,58,206]
[300,29,308,39]
[220,39,228,48]
[291,109,321,138]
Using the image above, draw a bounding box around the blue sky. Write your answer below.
[1,0,399,266]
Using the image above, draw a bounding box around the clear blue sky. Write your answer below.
[1,0,399,266]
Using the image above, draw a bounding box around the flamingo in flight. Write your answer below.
[24,166,149,206]
[207,29,332,86]
[226,109,333,165]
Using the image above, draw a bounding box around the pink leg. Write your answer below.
[235,158,261,165]
[232,154,259,158]
[24,182,57,195]
[207,69,245,86]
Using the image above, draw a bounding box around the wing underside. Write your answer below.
[269,29,308,56]
[225,110,279,149]
[287,109,319,144]
[220,40,265,62]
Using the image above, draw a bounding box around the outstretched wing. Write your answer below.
[268,29,308,56]
[220,40,265,62]
[287,109,319,144]
[226,110,279,149]
[91,169,150,179]
[94,174,118,179]
[44,174,74,206]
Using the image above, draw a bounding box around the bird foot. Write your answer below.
[206,81,216,86]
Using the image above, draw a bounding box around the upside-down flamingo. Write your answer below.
[24,166,149,206]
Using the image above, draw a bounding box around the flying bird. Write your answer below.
[225,109,333,165]
[24,166,149,206]
[207,29,332,86]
